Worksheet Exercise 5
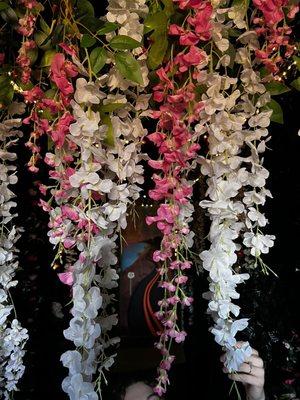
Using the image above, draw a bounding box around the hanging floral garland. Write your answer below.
[145,0,299,395]
[0,111,28,398]
[197,0,278,373]
[0,0,298,398]
[145,0,212,395]
[15,0,150,397]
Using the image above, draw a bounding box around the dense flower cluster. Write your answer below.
[146,0,213,394]
[252,0,299,75]
[16,0,41,84]
[197,1,275,372]
[28,0,150,397]
[0,110,29,398]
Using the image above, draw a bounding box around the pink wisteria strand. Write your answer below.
[252,0,299,76]
[16,0,43,172]
[146,0,214,395]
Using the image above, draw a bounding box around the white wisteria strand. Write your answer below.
[53,1,150,398]
[0,107,29,399]
[197,3,275,373]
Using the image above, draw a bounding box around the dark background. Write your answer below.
[11,2,300,400]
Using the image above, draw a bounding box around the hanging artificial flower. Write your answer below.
[145,0,213,395]
[0,111,29,399]
[18,0,150,397]
[196,0,276,374]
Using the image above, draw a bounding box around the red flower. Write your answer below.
[50,53,77,96]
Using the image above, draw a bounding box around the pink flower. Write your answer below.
[153,91,165,102]
[58,271,74,286]
[173,0,203,10]
[59,42,77,57]
[156,67,174,90]
[253,0,286,25]
[182,296,194,306]
[61,205,79,221]
[179,32,200,46]
[63,238,76,249]
[175,275,188,284]
[175,46,206,72]
[51,112,74,148]
[153,250,169,262]
[187,3,213,41]
[168,24,185,36]
[23,86,44,103]
[174,330,187,343]
[287,4,299,19]
[38,199,51,212]
[50,53,77,96]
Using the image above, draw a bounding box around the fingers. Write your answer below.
[228,372,264,388]
[245,355,264,369]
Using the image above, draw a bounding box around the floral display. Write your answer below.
[0,112,29,398]
[0,0,299,398]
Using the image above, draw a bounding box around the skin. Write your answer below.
[124,344,265,400]
[221,345,265,400]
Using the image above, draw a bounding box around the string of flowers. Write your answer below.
[16,0,44,172]
[196,0,275,375]
[0,110,29,398]
[19,0,150,397]
[145,0,214,395]
[252,0,299,77]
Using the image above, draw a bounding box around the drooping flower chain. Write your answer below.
[34,1,149,399]
[146,0,215,395]
[0,114,29,399]
[196,1,275,371]
[252,0,299,76]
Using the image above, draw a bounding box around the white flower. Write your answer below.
[69,171,100,188]
[61,351,82,375]
[74,78,106,105]
[62,373,98,400]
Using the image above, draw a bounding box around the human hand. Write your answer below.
[221,345,265,400]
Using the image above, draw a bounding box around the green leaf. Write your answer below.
[263,99,283,124]
[109,35,141,50]
[81,33,96,48]
[34,30,48,47]
[45,89,57,99]
[115,52,144,85]
[52,24,64,45]
[0,2,9,11]
[40,49,57,67]
[27,48,38,65]
[79,15,103,33]
[147,31,168,70]
[100,103,125,113]
[292,55,300,71]
[0,75,14,106]
[76,0,94,17]
[291,77,300,91]
[228,28,242,37]
[265,81,290,95]
[90,47,107,75]
[39,16,51,34]
[144,11,168,34]
[232,0,250,17]
[101,114,115,146]
[97,22,118,35]
[161,0,175,17]
[0,6,18,24]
